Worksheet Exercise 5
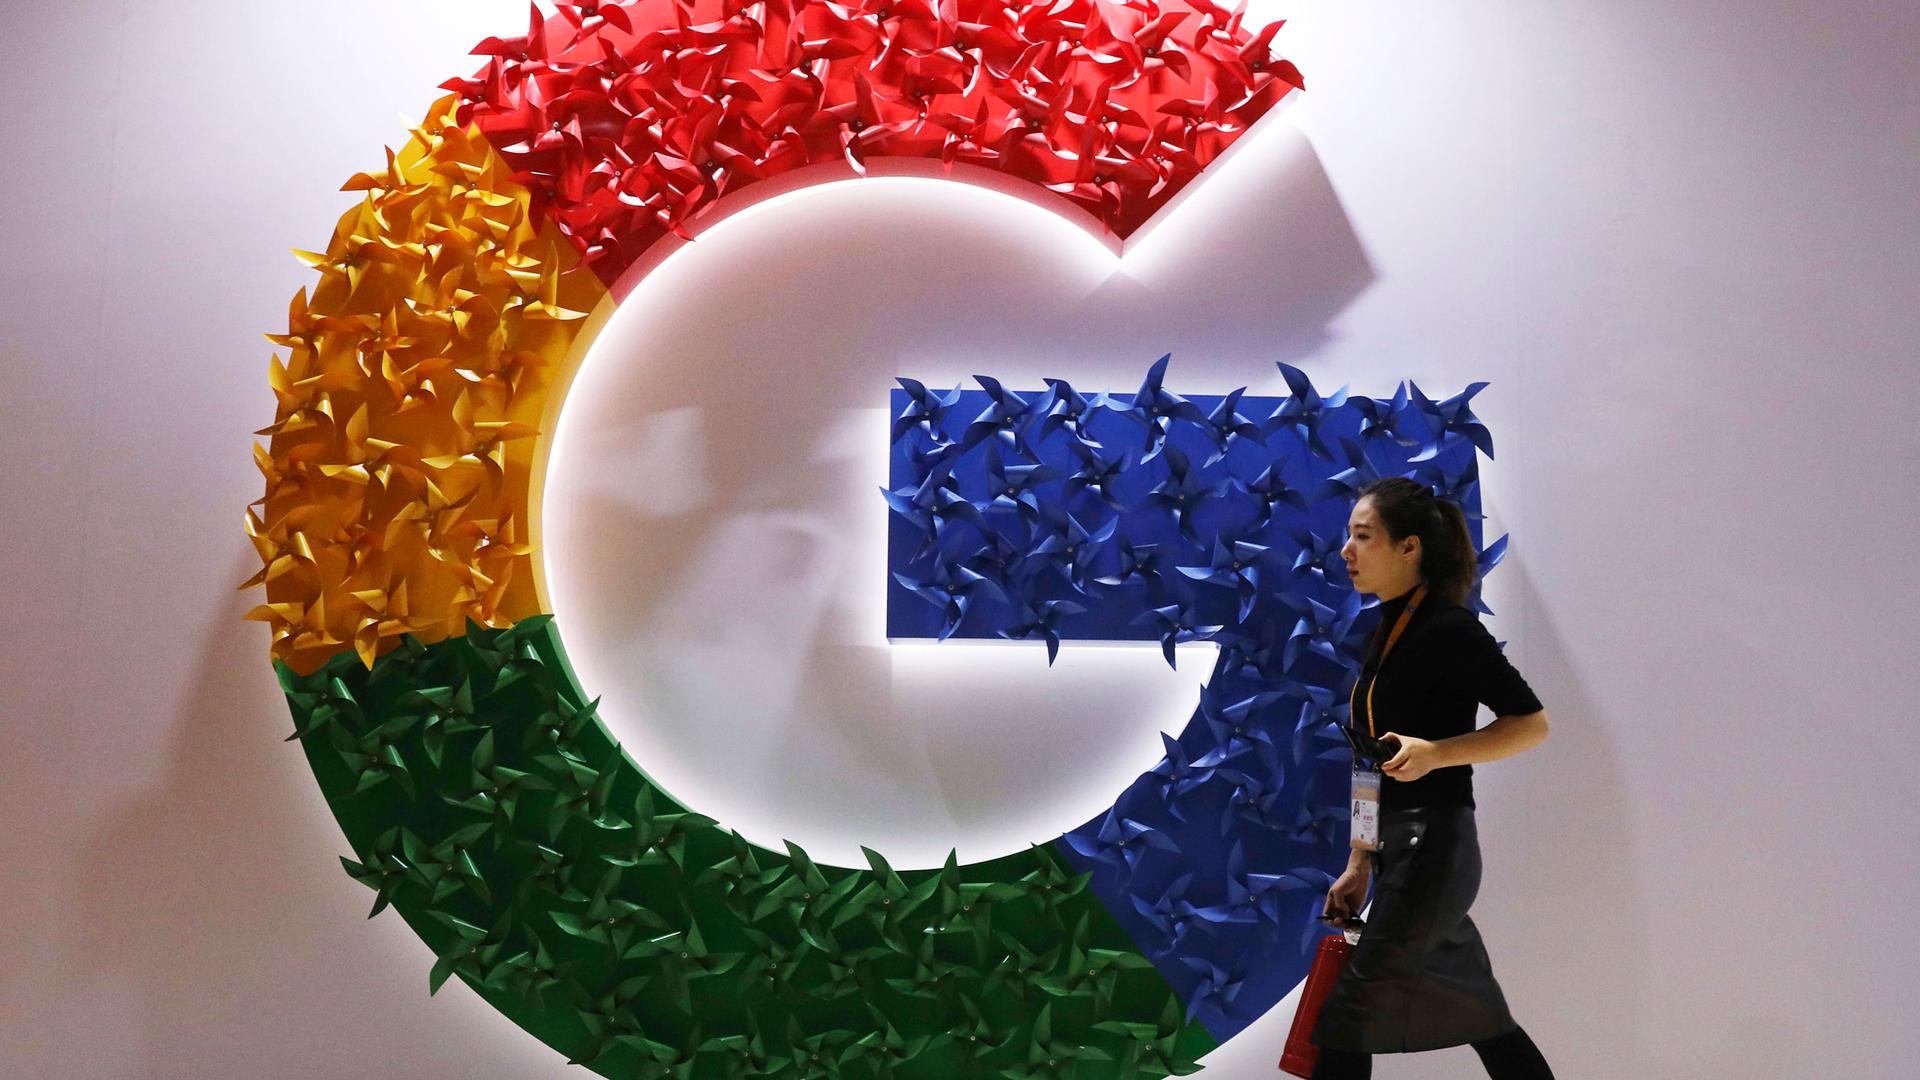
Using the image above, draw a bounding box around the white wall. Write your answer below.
[1,1,1913,1077]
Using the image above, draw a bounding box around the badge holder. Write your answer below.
[1341,726,1397,852]
[1350,764,1381,852]
[1344,583,1425,854]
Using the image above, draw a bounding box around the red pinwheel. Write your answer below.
[443,0,1302,285]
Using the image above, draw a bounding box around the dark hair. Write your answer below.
[1357,477,1479,607]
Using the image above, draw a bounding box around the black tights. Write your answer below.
[1310,1027,1555,1080]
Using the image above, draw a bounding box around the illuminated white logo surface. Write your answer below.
[543,125,1342,868]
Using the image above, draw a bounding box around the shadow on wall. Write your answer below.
[66,544,558,1078]
[1455,553,1653,1078]
[543,121,1376,863]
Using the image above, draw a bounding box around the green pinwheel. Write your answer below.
[338,826,419,918]
[1011,1003,1114,1080]
[1095,999,1207,1080]
[550,870,674,958]
[445,730,552,843]
[284,615,1223,1079]
[839,1007,951,1078]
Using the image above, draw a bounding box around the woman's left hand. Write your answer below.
[1379,733,1444,782]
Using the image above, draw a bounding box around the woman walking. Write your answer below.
[1310,477,1557,1079]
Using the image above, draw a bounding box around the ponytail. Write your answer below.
[1356,477,1479,607]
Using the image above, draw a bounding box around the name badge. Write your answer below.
[1350,767,1381,851]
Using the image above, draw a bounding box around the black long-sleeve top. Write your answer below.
[1352,587,1544,811]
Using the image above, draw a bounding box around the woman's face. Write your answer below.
[1341,497,1419,597]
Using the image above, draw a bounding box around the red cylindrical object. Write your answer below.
[1280,932,1355,1077]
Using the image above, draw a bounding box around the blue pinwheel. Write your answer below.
[1278,590,1365,671]
[998,598,1089,666]
[1064,811,1181,877]
[1145,732,1218,820]
[1423,469,1485,520]
[958,375,1036,453]
[1288,684,1353,765]
[1178,956,1250,1023]
[890,377,964,445]
[982,441,1062,526]
[1060,436,1129,509]
[1127,872,1202,958]
[1192,685,1289,770]
[1232,862,1340,943]
[1130,602,1224,670]
[1287,527,1349,590]
[1409,379,1496,459]
[1202,386,1261,467]
[891,561,1010,640]
[1233,462,1313,532]
[1028,377,1107,443]
[1290,795,1348,849]
[1262,361,1350,460]
[1104,353,1210,463]
[1138,444,1226,543]
[1197,843,1284,932]
[1177,537,1270,623]
[1092,531,1171,592]
[1349,382,1419,449]
[1021,502,1120,595]
[879,458,996,558]
[1214,765,1288,835]
[1211,620,1290,686]
[1317,432,1404,505]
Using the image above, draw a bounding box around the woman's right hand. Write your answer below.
[1323,862,1371,925]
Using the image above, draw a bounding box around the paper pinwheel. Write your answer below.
[1213,766,1288,836]
[1176,958,1249,1024]
[1191,686,1289,770]
[1176,537,1270,623]
[960,375,1038,454]
[1277,590,1365,672]
[891,559,1011,640]
[1127,873,1203,958]
[1348,382,1420,450]
[1105,353,1211,462]
[1066,812,1183,877]
[1131,602,1225,670]
[1201,387,1262,467]
[1146,733,1218,821]
[1030,377,1107,444]
[1410,379,1497,459]
[881,457,997,556]
[1094,533,1171,591]
[1001,598,1093,665]
[1095,998,1208,1080]
[985,440,1066,524]
[1062,437,1132,509]
[892,377,965,445]
[1011,1003,1116,1080]
[1136,444,1227,544]
[1022,502,1121,595]
[1262,361,1350,461]
[1286,527,1349,591]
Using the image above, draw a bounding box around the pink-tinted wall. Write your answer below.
[1,1,1914,1077]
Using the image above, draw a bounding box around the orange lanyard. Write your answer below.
[1349,583,1427,740]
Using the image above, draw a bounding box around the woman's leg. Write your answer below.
[1309,1047,1372,1080]
[1470,1026,1555,1080]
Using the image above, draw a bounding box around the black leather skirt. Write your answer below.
[1311,805,1519,1053]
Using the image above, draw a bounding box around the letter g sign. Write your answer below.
[250,3,1503,1075]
